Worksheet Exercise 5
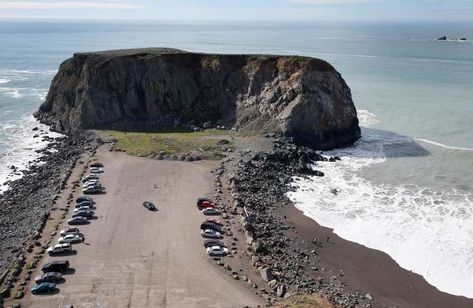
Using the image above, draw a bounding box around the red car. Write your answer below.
[205,218,224,226]
[197,198,215,210]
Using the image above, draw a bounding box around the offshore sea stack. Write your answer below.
[36,48,360,149]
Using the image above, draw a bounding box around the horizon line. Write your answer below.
[1,17,473,24]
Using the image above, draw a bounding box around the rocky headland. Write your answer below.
[35,48,360,150]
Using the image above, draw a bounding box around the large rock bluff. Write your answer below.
[36,48,360,149]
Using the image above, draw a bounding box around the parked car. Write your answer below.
[71,211,94,219]
[203,239,225,248]
[197,197,212,207]
[74,204,93,211]
[206,245,229,257]
[143,201,156,211]
[83,183,102,190]
[75,200,94,207]
[90,167,104,173]
[42,260,69,273]
[82,180,101,189]
[81,174,99,183]
[76,196,95,204]
[205,218,224,226]
[60,227,80,236]
[82,187,105,194]
[58,234,84,244]
[201,229,223,239]
[197,200,215,210]
[202,201,216,209]
[202,208,220,216]
[200,221,222,232]
[31,282,57,295]
[90,162,104,168]
[72,210,94,218]
[47,243,73,255]
[34,272,62,284]
[67,217,89,225]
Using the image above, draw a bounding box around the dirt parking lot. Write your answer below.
[22,148,262,308]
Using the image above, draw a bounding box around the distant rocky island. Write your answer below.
[436,36,468,41]
[35,48,360,150]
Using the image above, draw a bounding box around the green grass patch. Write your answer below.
[100,129,235,157]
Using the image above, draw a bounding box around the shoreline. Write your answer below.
[222,138,473,307]
[280,204,473,307]
[0,130,99,295]
[1,131,472,307]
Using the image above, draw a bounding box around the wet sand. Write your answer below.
[280,204,473,307]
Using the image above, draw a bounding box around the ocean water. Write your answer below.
[1,20,472,297]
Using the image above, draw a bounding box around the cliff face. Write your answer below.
[36,48,360,149]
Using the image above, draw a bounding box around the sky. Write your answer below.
[0,0,472,22]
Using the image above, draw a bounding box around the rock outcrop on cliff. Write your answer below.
[36,48,360,149]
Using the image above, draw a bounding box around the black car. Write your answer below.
[203,239,225,248]
[76,196,95,204]
[90,162,104,168]
[143,201,156,211]
[42,260,70,273]
[35,272,62,284]
[76,200,94,208]
[200,221,222,232]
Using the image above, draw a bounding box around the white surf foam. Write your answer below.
[0,79,10,84]
[415,139,473,152]
[357,109,379,127]
[0,114,63,193]
[287,131,473,298]
[0,87,48,100]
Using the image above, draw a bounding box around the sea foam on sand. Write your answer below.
[287,111,473,298]
[0,114,63,193]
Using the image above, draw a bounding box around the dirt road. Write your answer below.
[23,148,262,308]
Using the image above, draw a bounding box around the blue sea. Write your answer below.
[1,20,472,297]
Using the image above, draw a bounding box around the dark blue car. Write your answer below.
[31,282,56,295]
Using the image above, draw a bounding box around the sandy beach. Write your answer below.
[18,146,262,308]
[279,205,473,308]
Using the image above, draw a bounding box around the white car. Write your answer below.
[82,174,99,183]
[82,186,105,194]
[83,181,101,189]
[59,227,80,236]
[73,206,93,212]
[206,245,229,257]
[82,180,100,188]
[90,167,104,174]
[47,243,73,255]
[75,203,93,210]
[58,234,84,244]
[201,229,223,239]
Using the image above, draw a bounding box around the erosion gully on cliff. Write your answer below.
[35,48,360,150]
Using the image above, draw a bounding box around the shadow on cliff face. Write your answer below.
[335,127,430,159]
[36,49,363,151]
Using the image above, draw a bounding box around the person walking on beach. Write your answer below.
[326,236,330,243]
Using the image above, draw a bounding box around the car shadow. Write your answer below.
[62,268,76,275]
[33,288,60,296]
[55,278,66,285]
